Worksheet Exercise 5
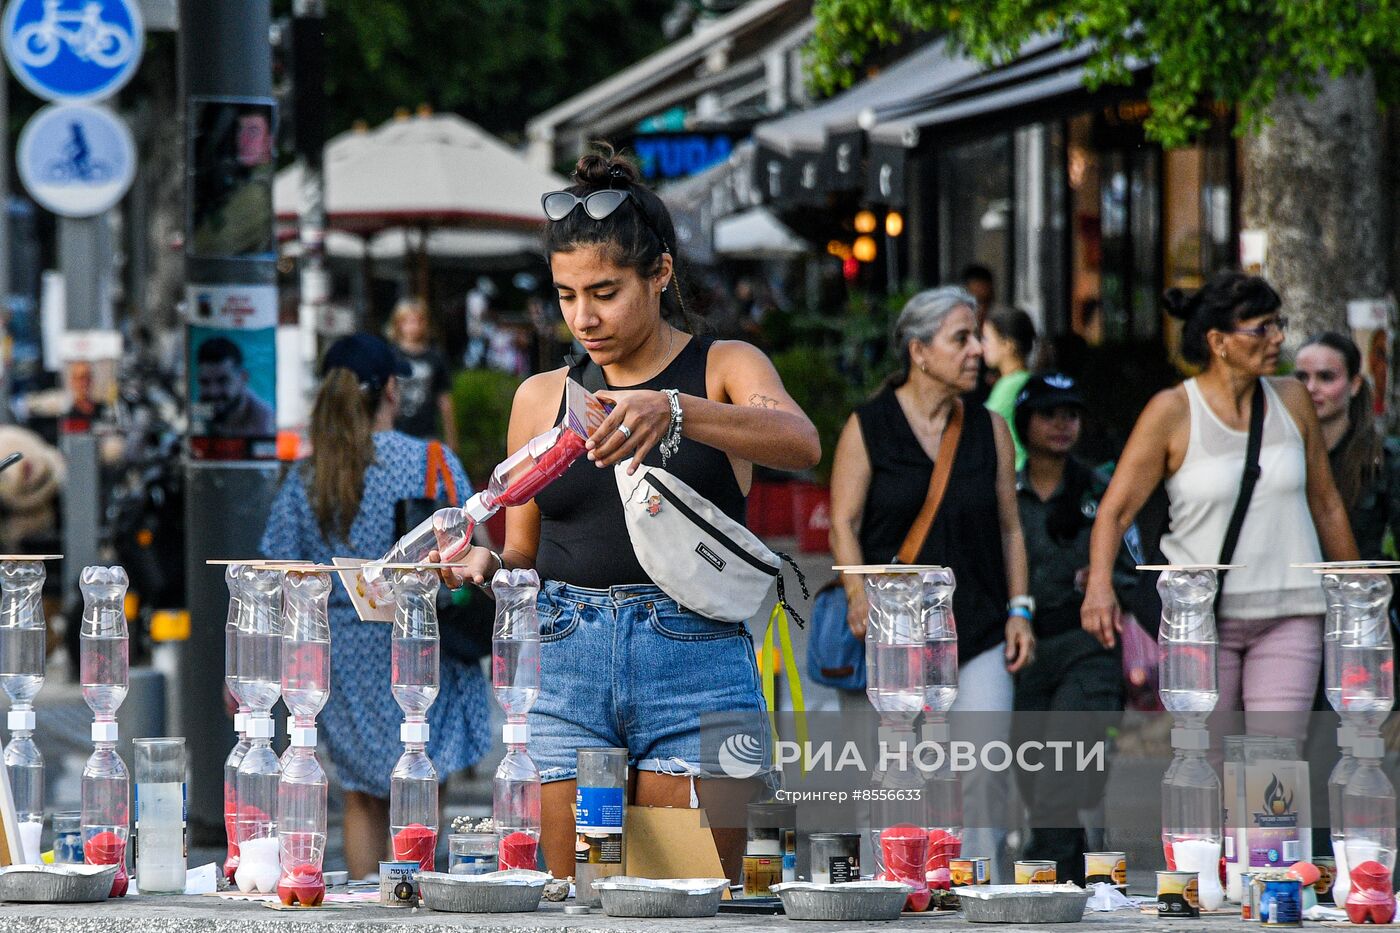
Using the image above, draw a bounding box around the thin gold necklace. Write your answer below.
[637,324,674,383]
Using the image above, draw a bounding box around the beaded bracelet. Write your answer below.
[660,388,683,467]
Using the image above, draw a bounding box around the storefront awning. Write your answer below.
[713,207,809,259]
[868,43,1146,147]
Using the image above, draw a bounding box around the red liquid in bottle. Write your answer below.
[84,831,128,897]
[392,823,437,872]
[499,831,539,871]
[277,865,327,907]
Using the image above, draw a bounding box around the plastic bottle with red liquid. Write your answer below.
[922,718,963,890]
[492,569,542,871]
[387,567,440,870]
[233,567,284,894]
[79,566,130,897]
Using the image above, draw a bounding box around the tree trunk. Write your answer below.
[1241,71,1385,347]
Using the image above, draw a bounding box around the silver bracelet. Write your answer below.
[659,388,683,467]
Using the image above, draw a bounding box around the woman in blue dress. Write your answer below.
[261,333,490,879]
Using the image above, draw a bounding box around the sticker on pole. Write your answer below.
[17,102,134,217]
[2,0,143,101]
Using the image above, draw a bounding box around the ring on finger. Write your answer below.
[616,424,633,440]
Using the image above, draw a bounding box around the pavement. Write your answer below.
[0,894,1287,933]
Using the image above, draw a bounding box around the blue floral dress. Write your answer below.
[260,431,491,796]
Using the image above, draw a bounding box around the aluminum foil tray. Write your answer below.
[593,876,729,918]
[0,864,117,903]
[954,883,1090,923]
[770,881,911,921]
[417,869,549,913]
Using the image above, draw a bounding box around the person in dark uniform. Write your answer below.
[443,146,820,884]
[1008,373,1134,883]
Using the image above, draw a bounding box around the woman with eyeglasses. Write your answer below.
[442,146,820,882]
[1081,271,1357,717]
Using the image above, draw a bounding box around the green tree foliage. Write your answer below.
[806,0,1400,146]
[281,0,674,140]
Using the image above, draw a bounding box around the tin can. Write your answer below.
[1085,851,1127,891]
[808,832,860,884]
[743,855,782,896]
[379,860,420,906]
[1240,871,1257,920]
[1313,856,1336,904]
[1157,869,1201,918]
[1260,878,1302,926]
[747,801,797,883]
[1014,860,1057,884]
[951,856,991,887]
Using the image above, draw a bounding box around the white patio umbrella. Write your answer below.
[712,207,810,260]
[275,110,566,234]
[276,110,565,303]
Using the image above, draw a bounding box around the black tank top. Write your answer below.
[534,336,746,588]
[856,388,1008,664]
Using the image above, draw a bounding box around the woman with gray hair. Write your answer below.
[828,285,1033,880]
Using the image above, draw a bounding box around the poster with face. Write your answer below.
[186,284,277,460]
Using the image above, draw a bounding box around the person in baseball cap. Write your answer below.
[320,332,412,389]
[1010,370,1131,883]
[1013,372,1086,444]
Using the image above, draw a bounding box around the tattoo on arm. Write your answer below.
[749,393,780,409]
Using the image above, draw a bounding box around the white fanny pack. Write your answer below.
[615,458,805,624]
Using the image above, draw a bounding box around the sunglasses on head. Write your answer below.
[540,189,670,253]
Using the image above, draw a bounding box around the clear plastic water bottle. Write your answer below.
[362,509,473,603]
[235,715,281,893]
[1336,573,1394,730]
[1161,728,1225,908]
[5,729,41,863]
[223,713,251,881]
[277,725,327,906]
[920,568,958,714]
[390,723,438,871]
[492,570,541,720]
[81,727,129,897]
[281,571,331,727]
[922,719,964,890]
[0,559,48,864]
[1342,734,1397,924]
[1321,572,1346,711]
[79,566,130,897]
[494,724,541,871]
[389,568,440,720]
[223,565,248,880]
[80,566,129,722]
[1329,725,1359,904]
[1156,569,1218,726]
[385,567,440,871]
[235,567,283,717]
[862,571,926,720]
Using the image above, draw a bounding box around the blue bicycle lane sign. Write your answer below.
[2,0,144,101]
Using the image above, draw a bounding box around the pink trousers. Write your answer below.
[1209,613,1322,739]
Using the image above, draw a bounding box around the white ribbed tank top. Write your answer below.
[1160,378,1324,618]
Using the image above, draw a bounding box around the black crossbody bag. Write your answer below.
[1130,382,1265,629]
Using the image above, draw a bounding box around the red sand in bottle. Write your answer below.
[392,823,437,872]
[879,824,930,911]
[1346,861,1397,924]
[499,831,539,871]
[277,865,326,907]
[924,828,962,885]
[497,431,587,507]
[83,831,128,897]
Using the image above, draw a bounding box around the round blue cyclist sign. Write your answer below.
[17,102,136,217]
[1,0,144,101]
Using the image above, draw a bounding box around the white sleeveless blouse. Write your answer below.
[1160,378,1324,618]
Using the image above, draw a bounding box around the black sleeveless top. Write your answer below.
[855,388,1008,664]
[534,336,746,588]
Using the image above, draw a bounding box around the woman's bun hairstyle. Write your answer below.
[572,144,641,188]
[544,141,700,332]
[1167,270,1280,366]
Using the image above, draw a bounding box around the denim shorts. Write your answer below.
[528,581,768,784]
